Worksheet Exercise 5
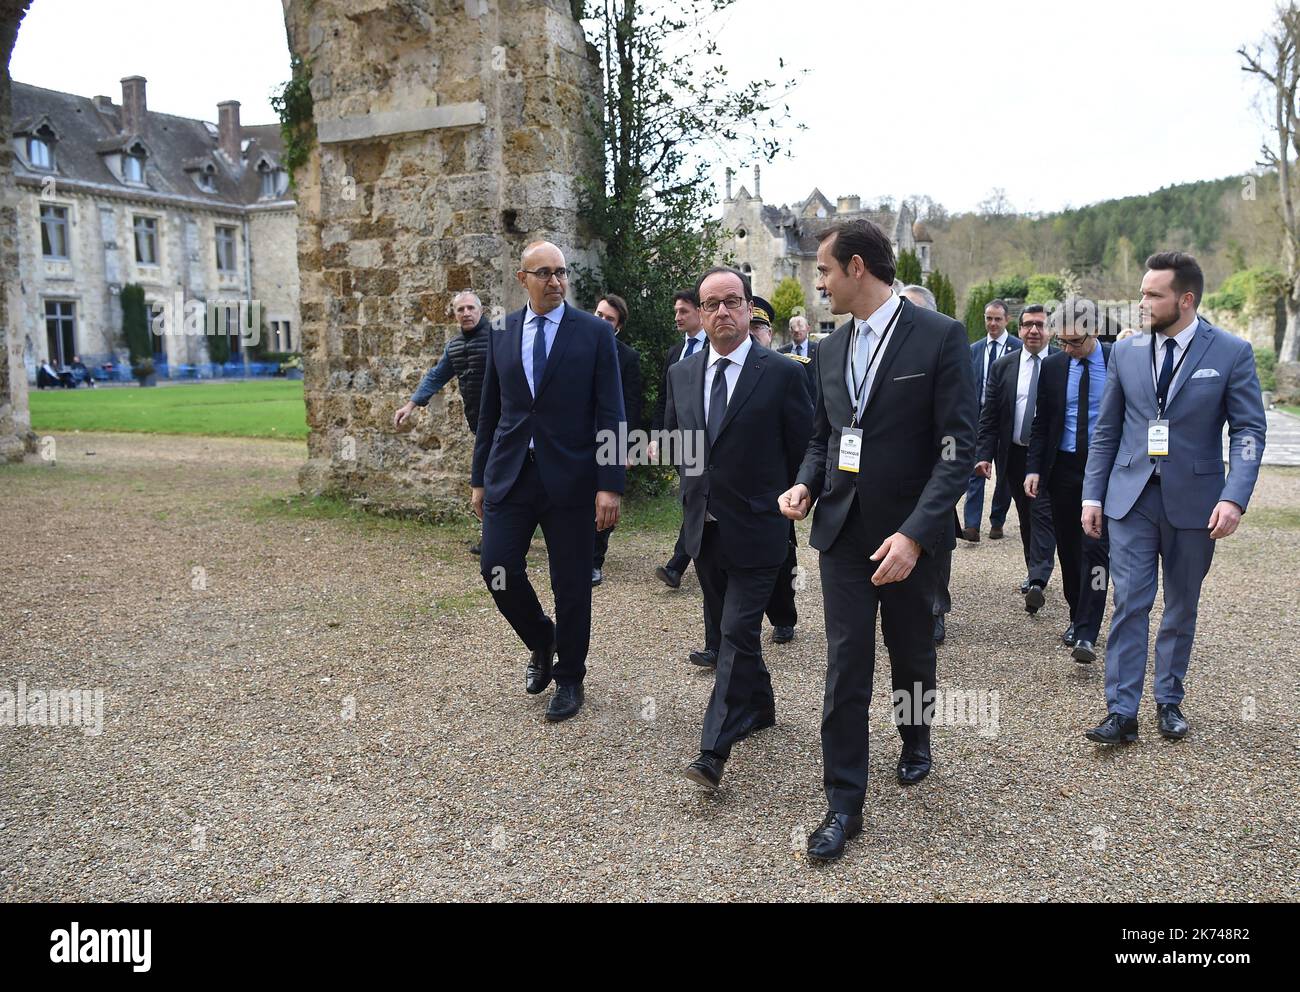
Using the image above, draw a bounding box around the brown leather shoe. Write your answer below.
[960,527,980,543]
[989,526,1004,540]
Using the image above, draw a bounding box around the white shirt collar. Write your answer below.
[685,329,705,342]
[525,301,565,327]
[707,334,752,370]
[1161,316,1199,353]
[855,292,901,337]
[987,329,1007,345]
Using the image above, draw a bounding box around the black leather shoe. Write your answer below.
[1084,712,1138,744]
[526,638,555,695]
[684,751,724,790]
[807,811,863,863]
[735,708,776,742]
[1024,583,1045,614]
[1062,624,1077,647]
[933,614,946,644]
[688,648,717,670]
[772,625,794,644]
[1072,639,1097,664]
[960,527,980,543]
[1157,703,1189,740]
[545,683,584,722]
[989,526,1005,540]
[469,542,481,556]
[655,565,682,589]
[897,746,932,785]
[1019,579,1031,594]
[591,568,603,587]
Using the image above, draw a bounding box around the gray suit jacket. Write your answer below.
[1082,319,1266,527]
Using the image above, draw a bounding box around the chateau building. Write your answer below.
[10,75,299,379]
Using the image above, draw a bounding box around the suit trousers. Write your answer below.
[705,523,797,649]
[593,522,614,569]
[480,455,594,686]
[1104,479,1216,718]
[964,465,1011,530]
[666,520,692,575]
[695,521,778,759]
[1006,443,1056,587]
[820,497,937,816]
[1047,448,1110,642]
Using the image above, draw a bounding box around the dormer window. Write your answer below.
[197,172,216,193]
[259,165,286,199]
[123,144,146,184]
[28,137,53,170]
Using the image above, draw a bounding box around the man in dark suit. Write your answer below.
[650,290,708,589]
[471,240,626,723]
[962,301,1022,541]
[591,293,643,587]
[1024,299,1112,664]
[668,268,812,791]
[974,303,1057,614]
[778,314,818,397]
[780,220,976,862]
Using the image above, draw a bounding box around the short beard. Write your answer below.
[1147,308,1179,334]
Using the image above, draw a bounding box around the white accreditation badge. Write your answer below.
[839,427,864,473]
[1147,419,1170,457]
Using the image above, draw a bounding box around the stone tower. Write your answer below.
[284,0,602,515]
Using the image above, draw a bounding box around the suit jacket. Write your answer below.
[664,342,812,569]
[971,333,1023,406]
[1082,320,1266,526]
[614,336,643,431]
[977,346,1059,470]
[795,298,977,556]
[651,336,704,431]
[471,305,626,506]
[1026,343,1111,488]
[778,339,818,395]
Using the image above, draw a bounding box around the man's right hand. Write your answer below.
[471,486,485,521]
[1024,473,1040,498]
[974,460,993,479]
[393,401,417,428]
[779,483,811,520]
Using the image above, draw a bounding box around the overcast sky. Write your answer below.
[10,0,1284,214]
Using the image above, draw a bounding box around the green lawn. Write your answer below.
[29,380,307,440]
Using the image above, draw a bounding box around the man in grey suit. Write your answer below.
[1081,252,1267,744]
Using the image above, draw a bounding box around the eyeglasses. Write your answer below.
[520,267,568,281]
[700,296,747,313]
[1055,336,1089,349]
[1020,320,1046,330]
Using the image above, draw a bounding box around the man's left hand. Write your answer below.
[869,532,921,586]
[596,491,621,531]
[1208,500,1243,540]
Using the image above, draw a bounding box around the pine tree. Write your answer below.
[896,249,923,287]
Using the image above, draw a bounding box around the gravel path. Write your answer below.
[1,433,1297,902]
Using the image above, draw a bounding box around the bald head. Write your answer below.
[517,240,568,314]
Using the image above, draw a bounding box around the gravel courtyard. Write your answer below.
[1,432,1297,902]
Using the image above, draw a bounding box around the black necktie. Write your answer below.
[684,336,700,359]
[1076,355,1090,457]
[1156,338,1176,412]
[532,313,548,393]
[707,358,731,443]
[1019,353,1040,446]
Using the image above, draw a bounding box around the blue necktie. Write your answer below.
[684,336,699,359]
[1076,356,1089,456]
[1156,338,1176,412]
[532,313,548,393]
[987,339,999,379]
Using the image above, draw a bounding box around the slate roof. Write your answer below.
[10,81,292,212]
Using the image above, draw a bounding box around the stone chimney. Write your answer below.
[753,164,761,199]
[120,75,147,135]
[725,167,733,201]
[837,195,861,213]
[217,101,242,162]
[92,95,113,112]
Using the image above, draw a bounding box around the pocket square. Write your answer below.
[1190,368,1220,379]
[893,372,926,382]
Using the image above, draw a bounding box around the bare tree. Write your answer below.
[1240,2,1300,361]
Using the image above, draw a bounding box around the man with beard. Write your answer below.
[779,220,976,862]
[1081,252,1266,744]
[395,289,491,554]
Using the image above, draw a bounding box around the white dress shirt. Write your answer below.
[522,301,564,396]
[845,292,902,420]
[790,339,808,358]
[703,334,752,422]
[1013,346,1047,446]
[1151,317,1200,395]
[980,330,1011,404]
[679,331,706,362]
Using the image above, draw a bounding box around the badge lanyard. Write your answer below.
[1150,333,1192,419]
[846,302,903,428]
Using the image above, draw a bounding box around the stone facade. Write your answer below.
[287,0,602,516]
[8,75,299,378]
[719,167,934,335]
[1,0,33,462]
